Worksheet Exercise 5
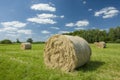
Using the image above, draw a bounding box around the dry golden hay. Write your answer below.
[94,42,98,45]
[21,43,31,50]
[44,34,91,72]
[94,41,106,48]
[99,41,106,48]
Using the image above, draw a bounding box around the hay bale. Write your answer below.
[21,43,31,50]
[44,34,91,72]
[94,42,99,47]
[94,41,106,48]
[98,41,106,48]
[94,42,98,45]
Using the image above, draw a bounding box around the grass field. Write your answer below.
[0,43,120,80]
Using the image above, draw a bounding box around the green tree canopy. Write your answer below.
[63,26,120,43]
[0,39,12,44]
[26,38,33,43]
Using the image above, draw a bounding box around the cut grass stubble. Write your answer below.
[0,43,120,80]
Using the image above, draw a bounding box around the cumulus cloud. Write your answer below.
[41,30,51,34]
[31,3,56,12]
[65,20,89,27]
[88,9,92,11]
[74,27,85,30]
[27,13,57,24]
[27,13,64,24]
[6,34,18,37]
[94,7,119,18]
[27,17,56,24]
[29,3,64,25]
[83,1,86,4]
[58,31,70,34]
[60,15,64,18]
[0,21,32,39]
[37,13,57,19]
[75,20,89,27]
[1,21,26,28]
[17,30,32,34]
[0,27,17,32]
[65,23,75,27]
[50,27,60,30]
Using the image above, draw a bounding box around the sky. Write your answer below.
[0,0,120,42]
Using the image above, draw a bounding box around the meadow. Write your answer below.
[0,43,120,80]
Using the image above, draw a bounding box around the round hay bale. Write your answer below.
[98,41,106,48]
[94,41,106,48]
[44,34,91,72]
[94,42,98,45]
[94,42,99,46]
[21,43,31,50]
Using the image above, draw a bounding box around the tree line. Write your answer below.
[0,38,33,44]
[63,26,120,43]
[0,38,45,44]
[0,27,120,44]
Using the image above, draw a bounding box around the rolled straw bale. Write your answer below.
[94,42,98,45]
[94,41,106,48]
[44,34,91,72]
[94,42,99,46]
[98,41,106,48]
[21,43,31,50]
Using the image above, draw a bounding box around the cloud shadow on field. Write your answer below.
[75,61,105,72]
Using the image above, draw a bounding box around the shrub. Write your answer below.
[0,39,12,44]
[115,39,120,43]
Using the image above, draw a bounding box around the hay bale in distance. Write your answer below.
[94,41,106,48]
[21,43,31,50]
[44,34,91,72]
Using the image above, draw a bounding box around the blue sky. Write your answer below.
[0,0,120,41]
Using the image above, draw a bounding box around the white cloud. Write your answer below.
[65,20,89,27]
[74,27,85,30]
[50,27,60,30]
[94,7,119,18]
[60,15,64,18]
[75,20,89,27]
[41,30,51,34]
[6,34,18,37]
[1,21,26,28]
[58,31,70,34]
[27,18,56,24]
[27,13,57,24]
[0,21,32,40]
[31,3,56,12]
[88,9,92,11]
[65,23,75,27]
[0,27,17,32]
[83,1,86,4]
[27,13,64,24]
[37,13,57,19]
[0,21,31,35]
[17,30,32,34]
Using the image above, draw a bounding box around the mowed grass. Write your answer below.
[0,43,120,80]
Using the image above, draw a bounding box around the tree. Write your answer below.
[0,39,12,44]
[63,26,120,43]
[108,28,115,42]
[26,38,33,43]
[16,38,21,43]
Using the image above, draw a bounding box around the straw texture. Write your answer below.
[44,35,91,72]
[21,43,31,50]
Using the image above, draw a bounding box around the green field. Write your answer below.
[0,43,120,80]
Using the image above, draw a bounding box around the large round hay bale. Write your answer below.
[44,34,91,72]
[21,43,31,50]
